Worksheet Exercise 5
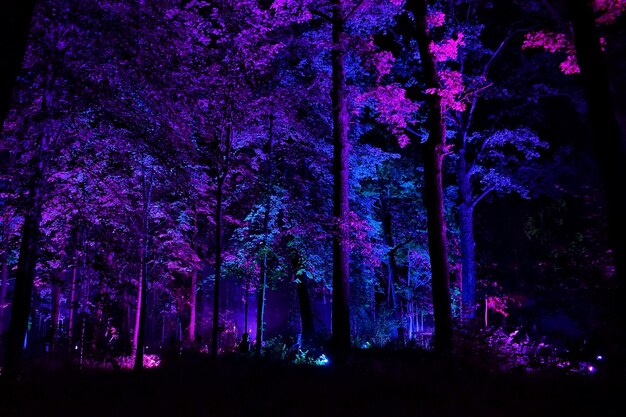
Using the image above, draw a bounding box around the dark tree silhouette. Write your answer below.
[0,0,37,128]
[330,0,351,354]
[568,0,626,366]
[408,0,453,354]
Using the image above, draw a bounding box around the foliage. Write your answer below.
[455,325,597,375]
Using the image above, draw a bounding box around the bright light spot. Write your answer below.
[587,365,596,373]
[315,354,329,366]
[596,355,603,360]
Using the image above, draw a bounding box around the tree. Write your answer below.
[329,0,352,354]
[0,0,37,127]
[407,0,453,353]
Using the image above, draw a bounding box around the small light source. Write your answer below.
[316,354,329,366]
[587,365,596,373]
[596,355,603,360]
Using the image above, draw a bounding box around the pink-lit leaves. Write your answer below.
[523,0,625,74]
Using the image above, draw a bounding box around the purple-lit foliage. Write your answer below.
[0,0,620,377]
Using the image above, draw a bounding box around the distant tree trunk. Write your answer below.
[291,251,314,340]
[50,278,61,353]
[409,0,453,354]
[0,0,37,127]
[133,249,147,365]
[211,164,224,361]
[255,206,270,358]
[456,152,477,318]
[569,0,626,282]
[0,250,8,335]
[211,121,232,361]
[379,197,398,309]
[4,164,44,378]
[188,210,200,345]
[256,115,274,358]
[134,167,153,371]
[331,0,351,354]
[568,0,626,367]
[296,277,314,341]
[244,278,249,335]
[188,269,197,344]
[67,252,79,350]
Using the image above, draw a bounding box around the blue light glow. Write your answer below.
[316,354,330,366]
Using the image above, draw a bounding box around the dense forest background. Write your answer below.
[0,0,625,377]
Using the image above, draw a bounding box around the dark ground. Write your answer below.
[0,351,622,417]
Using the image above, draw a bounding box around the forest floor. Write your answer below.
[0,350,622,417]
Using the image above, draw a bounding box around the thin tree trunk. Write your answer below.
[331,0,351,354]
[188,269,197,344]
[211,174,223,361]
[211,117,233,361]
[255,206,269,358]
[255,115,274,358]
[244,278,249,335]
[4,166,44,378]
[457,153,476,318]
[409,0,453,354]
[380,199,398,309]
[133,242,148,370]
[296,276,315,341]
[134,167,153,371]
[0,250,9,335]
[132,253,144,356]
[67,253,79,350]
[50,279,61,353]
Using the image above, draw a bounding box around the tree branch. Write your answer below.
[345,0,366,22]
[389,236,415,254]
[309,9,332,22]
[472,185,495,208]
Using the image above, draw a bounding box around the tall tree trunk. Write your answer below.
[291,249,314,340]
[4,167,44,378]
[67,252,79,351]
[331,0,351,354]
[568,0,626,368]
[133,241,149,370]
[188,269,197,344]
[380,199,398,309]
[0,0,37,126]
[244,278,249,335]
[255,115,274,358]
[132,250,145,356]
[211,163,224,361]
[409,0,453,354]
[50,278,61,353]
[296,276,315,341]
[134,167,153,371]
[0,250,8,336]
[457,152,476,318]
[255,206,269,358]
